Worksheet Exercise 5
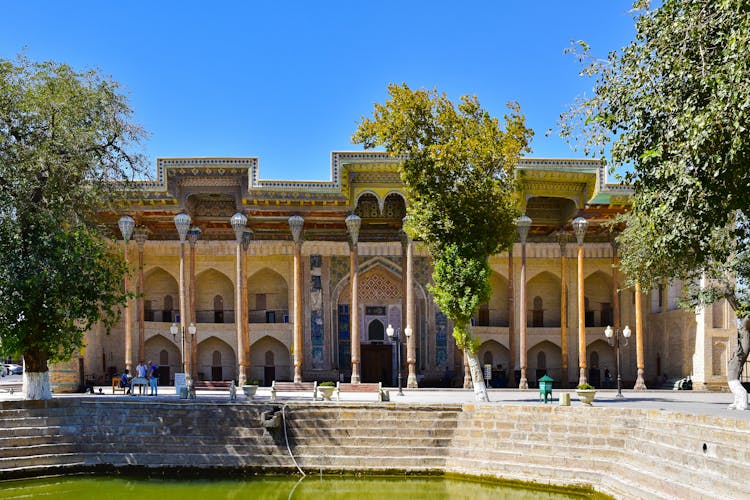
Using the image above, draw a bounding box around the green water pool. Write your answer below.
[0,474,600,499]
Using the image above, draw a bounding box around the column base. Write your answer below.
[406,373,418,388]
[578,368,587,387]
[633,369,647,390]
[350,374,360,384]
[518,378,528,390]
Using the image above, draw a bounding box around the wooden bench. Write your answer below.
[270,381,318,402]
[193,380,232,391]
[112,376,128,394]
[336,382,389,402]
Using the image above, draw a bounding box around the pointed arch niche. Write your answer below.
[196,336,236,382]
[476,272,509,327]
[195,269,235,324]
[250,336,291,385]
[143,267,179,323]
[528,340,562,386]
[584,271,613,327]
[526,271,561,327]
[248,268,289,324]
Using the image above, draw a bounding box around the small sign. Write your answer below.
[174,372,186,394]
[483,364,492,380]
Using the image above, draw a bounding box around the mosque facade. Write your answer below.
[59,153,735,392]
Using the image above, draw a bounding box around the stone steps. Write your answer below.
[293,454,446,470]
[0,443,78,459]
[0,426,64,438]
[292,444,450,458]
[290,436,453,448]
[286,427,456,439]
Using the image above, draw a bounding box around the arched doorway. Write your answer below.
[363,318,391,384]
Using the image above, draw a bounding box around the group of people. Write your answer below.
[120,360,159,396]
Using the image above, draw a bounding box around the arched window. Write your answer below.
[600,302,612,327]
[265,350,275,366]
[211,350,222,381]
[590,351,599,368]
[537,351,547,370]
[214,295,224,323]
[144,300,154,322]
[369,320,385,342]
[163,295,173,323]
[483,351,493,366]
[478,303,489,326]
[584,296,595,327]
[532,296,544,327]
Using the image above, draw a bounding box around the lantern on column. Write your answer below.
[573,217,589,245]
[231,212,248,243]
[288,215,304,243]
[174,212,191,242]
[346,213,361,245]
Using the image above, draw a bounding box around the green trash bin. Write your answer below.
[179,386,189,399]
[538,375,554,403]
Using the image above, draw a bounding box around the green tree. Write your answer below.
[561,1,750,408]
[354,83,532,401]
[0,55,145,399]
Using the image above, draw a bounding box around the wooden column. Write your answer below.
[507,248,516,387]
[349,242,360,383]
[179,240,189,377]
[136,235,146,365]
[634,282,647,389]
[612,251,620,333]
[124,243,133,373]
[234,241,246,385]
[405,236,417,388]
[559,234,568,388]
[241,232,251,383]
[293,241,303,383]
[577,241,587,386]
[188,230,199,380]
[518,239,529,389]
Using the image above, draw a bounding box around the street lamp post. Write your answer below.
[386,324,411,396]
[604,325,631,398]
[171,322,197,382]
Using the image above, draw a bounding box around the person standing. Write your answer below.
[136,360,148,378]
[148,360,159,396]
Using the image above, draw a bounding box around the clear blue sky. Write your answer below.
[1,1,636,181]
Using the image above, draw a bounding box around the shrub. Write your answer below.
[576,383,595,390]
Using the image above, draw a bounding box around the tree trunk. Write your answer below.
[23,349,52,400]
[728,317,750,410]
[466,351,489,402]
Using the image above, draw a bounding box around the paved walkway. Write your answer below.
[1,375,747,421]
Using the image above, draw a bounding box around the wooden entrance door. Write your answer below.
[361,344,392,384]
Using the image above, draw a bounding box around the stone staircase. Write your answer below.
[282,404,463,472]
[2,399,750,498]
[0,399,292,478]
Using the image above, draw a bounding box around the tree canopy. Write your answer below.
[561,0,750,313]
[561,0,750,405]
[353,84,532,398]
[0,55,146,397]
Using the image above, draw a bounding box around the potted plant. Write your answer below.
[318,381,336,401]
[243,379,260,399]
[575,383,597,406]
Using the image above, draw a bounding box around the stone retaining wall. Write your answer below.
[0,399,747,499]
